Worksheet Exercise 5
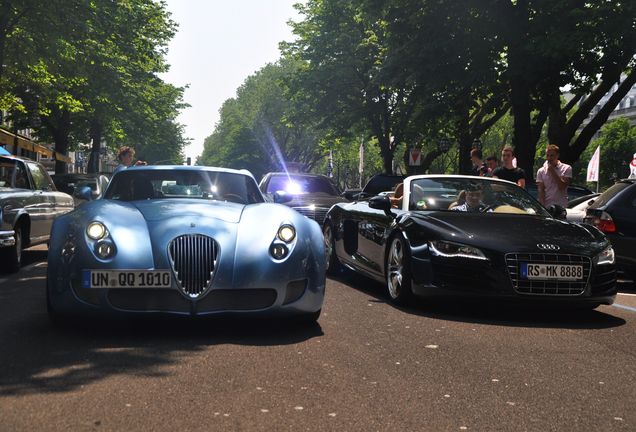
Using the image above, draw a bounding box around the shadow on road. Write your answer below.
[332,271,628,330]
[0,259,323,397]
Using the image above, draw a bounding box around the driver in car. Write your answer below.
[451,184,485,212]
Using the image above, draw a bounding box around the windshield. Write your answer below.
[105,169,264,204]
[266,175,339,195]
[408,177,550,216]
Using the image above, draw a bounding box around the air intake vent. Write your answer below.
[168,234,218,298]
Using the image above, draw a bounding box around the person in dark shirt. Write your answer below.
[485,155,498,176]
[470,148,490,177]
[492,146,525,188]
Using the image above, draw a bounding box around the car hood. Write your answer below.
[411,212,607,254]
[287,193,347,208]
[131,199,244,223]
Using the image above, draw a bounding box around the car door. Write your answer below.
[357,203,394,276]
[25,161,57,239]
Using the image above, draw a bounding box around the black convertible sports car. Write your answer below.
[323,175,617,308]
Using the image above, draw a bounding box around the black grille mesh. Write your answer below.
[293,206,328,224]
[505,253,591,296]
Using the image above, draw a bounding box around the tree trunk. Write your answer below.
[51,110,71,175]
[456,108,472,175]
[87,119,102,173]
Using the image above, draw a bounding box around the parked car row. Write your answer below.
[1,155,632,324]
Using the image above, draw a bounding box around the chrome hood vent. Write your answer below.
[168,234,218,298]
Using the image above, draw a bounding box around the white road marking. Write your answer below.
[612,303,636,313]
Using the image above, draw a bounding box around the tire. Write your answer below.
[323,223,343,275]
[385,234,414,305]
[1,225,22,273]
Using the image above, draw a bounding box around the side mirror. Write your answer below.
[369,195,393,216]
[547,204,567,220]
[342,190,360,201]
[76,186,93,202]
[273,190,292,204]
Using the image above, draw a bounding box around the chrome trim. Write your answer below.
[536,243,560,251]
[293,206,329,224]
[505,253,592,296]
[168,234,218,298]
[0,230,16,247]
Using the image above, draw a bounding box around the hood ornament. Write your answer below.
[537,243,560,251]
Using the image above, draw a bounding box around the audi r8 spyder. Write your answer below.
[323,175,616,308]
[47,165,325,322]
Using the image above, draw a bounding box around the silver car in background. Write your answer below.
[0,155,74,272]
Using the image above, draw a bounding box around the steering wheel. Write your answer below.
[480,203,497,213]
[223,193,246,204]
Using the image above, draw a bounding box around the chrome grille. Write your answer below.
[505,253,591,296]
[168,234,218,298]
[293,206,328,224]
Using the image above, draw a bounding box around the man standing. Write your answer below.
[536,144,572,207]
[470,148,490,176]
[485,155,499,175]
[492,146,526,188]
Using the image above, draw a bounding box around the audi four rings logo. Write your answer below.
[537,244,560,251]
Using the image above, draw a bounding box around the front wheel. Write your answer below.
[385,235,414,305]
[323,223,343,275]
[1,225,22,273]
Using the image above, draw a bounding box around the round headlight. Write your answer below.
[270,243,289,260]
[87,221,107,240]
[277,225,296,243]
[95,241,115,259]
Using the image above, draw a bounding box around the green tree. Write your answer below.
[200,60,324,180]
[1,0,187,173]
[493,0,636,179]
[572,118,636,189]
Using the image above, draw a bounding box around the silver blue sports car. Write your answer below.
[46,165,325,322]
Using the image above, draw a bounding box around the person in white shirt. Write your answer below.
[536,144,572,208]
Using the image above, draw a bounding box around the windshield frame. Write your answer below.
[402,175,551,217]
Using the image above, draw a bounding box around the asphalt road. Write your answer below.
[1,248,635,431]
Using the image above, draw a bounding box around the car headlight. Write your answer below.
[429,240,488,261]
[95,240,116,259]
[594,245,615,266]
[277,224,296,243]
[87,221,107,240]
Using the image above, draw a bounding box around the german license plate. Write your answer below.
[82,270,172,288]
[520,263,583,281]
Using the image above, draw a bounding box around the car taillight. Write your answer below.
[590,211,616,233]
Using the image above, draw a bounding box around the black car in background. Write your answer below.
[525,182,594,202]
[51,173,110,206]
[354,174,406,199]
[259,172,348,224]
[0,155,74,272]
[584,179,636,281]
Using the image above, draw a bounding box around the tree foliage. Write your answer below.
[572,118,636,189]
[200,60,324,180]
[0,0,187,173]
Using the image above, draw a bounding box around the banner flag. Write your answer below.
[358,142,364,174]
[630,152,636,179]
[586,145,600,182]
